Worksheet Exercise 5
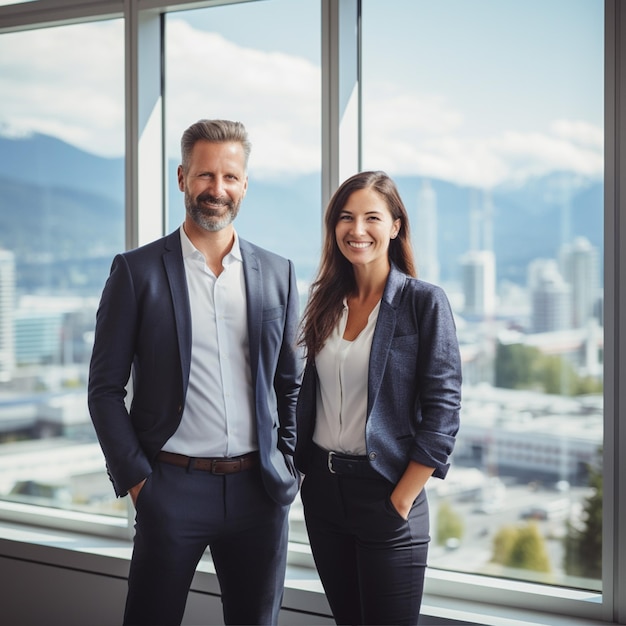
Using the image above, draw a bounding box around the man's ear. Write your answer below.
[177,165,185,191]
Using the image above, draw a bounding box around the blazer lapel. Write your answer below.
[240,239,262,378]
[162,231,192,392]
[367,266,407,415]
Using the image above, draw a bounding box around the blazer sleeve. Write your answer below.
[87,254,152,497]
[410,283,462,478]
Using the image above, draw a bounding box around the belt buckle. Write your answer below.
[327,451,336,474]
[211,459,226,476]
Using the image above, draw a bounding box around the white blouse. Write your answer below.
[313,299,381,455]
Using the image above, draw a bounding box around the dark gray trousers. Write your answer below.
[301,447,430,626]
[124,460,289,626]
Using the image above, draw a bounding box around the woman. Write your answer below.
[295,171,462,625]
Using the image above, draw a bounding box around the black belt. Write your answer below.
[156,450,259,474]
[310,443,379,478]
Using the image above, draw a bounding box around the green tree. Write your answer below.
[491,525,518,565]
[564,457,603,579]
[495,340,603,396]
[573,375,603,395]
[508,523,551,572]
[494,342,541,389]
[436,501,464,546]
[491,523,551,572]
[537,354,573,395]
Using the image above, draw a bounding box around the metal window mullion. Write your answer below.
[605,0,626,622]
[321,0,360,210]
[124,0,165,251]
[617,2,626,619]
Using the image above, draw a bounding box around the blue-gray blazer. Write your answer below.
[295,265,462,484]
[88,230,303,506]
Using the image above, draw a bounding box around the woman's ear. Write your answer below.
[391,219,401,239]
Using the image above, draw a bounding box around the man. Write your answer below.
[88,119,302,626]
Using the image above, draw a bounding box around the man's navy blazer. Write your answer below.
[294,265,462,484]
[88,229,303,506]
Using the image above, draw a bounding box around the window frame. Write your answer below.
[0,0,622,622]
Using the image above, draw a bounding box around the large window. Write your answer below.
[0,19,125,521]
[0,1,623,623]
[362,0,604,593]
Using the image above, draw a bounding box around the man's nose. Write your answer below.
[207,176,225,196]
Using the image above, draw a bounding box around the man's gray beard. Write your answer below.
[186,195,240,232]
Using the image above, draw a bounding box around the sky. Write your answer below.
[0,0,604,188]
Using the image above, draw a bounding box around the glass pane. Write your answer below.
[0,21,125,517]
[165,0,321,542]
[362,0,603,590]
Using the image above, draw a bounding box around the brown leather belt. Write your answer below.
[156,450,259,474]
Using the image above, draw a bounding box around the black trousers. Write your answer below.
[123,460,290,626]
[301,447,430,626]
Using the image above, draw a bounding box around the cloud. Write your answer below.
[486,129,603,184]
[0,19,603,187]
[550,119,603,150]
[165,20,321,178]
[0,21,125,157]
[362,84,603,187]
[364,82,464,136]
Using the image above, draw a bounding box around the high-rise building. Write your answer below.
[461,249,496,318]
[414,179,439,284]
[460,189,497,318]
[559,236,600,328]
[0,249,16,380]
[529,259,571,333]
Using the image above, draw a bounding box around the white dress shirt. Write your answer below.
[313,299,381,455]
[161,226,257,457]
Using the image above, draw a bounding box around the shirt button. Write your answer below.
[368,452,377,461]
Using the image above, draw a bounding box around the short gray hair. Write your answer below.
[180,119,252,170]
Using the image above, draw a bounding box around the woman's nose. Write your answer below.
[351,218,366,234]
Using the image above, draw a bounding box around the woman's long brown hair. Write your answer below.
[298,171,417,358]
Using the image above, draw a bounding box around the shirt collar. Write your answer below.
[179,224,243,264]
